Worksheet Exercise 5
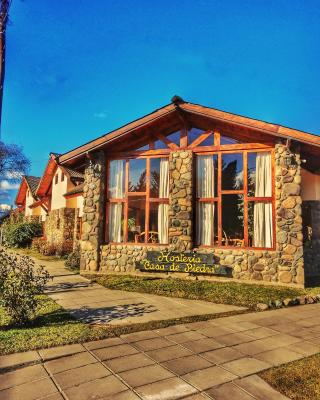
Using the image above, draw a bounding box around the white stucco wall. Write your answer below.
[51,167,68,210]
[25,190,34,217]
[301,168,320,201]
[77,195,84,217]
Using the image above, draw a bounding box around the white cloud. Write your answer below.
[93,111,108,119]
[0,180,20,190]
[0,203,11,211]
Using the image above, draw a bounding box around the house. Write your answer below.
[51,98,320,286]
[35,153,84,250]
[15,175,46,221]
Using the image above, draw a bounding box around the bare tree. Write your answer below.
[0,141,30,180]
[0,0,11,135]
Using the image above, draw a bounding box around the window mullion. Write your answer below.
[243,151,248,247]
[145,158,150,243]
[217,153,222,246]
[124,160,129,243]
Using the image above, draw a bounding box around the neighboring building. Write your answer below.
[56,97,320,287]
[15,175,46,221]
[35,153,84,250]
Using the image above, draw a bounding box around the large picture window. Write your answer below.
[107,157,169,244]
[196,150,274,249]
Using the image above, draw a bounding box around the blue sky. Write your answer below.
[1,0,320,206]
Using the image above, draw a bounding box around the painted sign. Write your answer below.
[136,251,232,276]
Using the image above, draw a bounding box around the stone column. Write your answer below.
[275,143,304,284]
[80,151,106,271]
[169,150,193,251]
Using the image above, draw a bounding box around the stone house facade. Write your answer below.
[48,99,320,286]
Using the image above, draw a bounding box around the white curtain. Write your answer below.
[253,152,273,247]
[109,160,124,242]
[158,158,169,244]
[196,155,214,245]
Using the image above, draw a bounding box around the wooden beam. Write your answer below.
[153,131,179,150]
[188,130,213,149]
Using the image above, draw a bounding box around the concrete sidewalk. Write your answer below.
[2,303,320,399]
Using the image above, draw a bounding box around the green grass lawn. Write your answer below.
[260,353,320,400]
[87,274,308,309]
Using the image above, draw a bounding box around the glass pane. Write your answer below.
[128,196,146,242]
[109,160,125,198]
[222,153,243,190]
[220,135,239,145]
[108,203,124,242]
[136,144,149,151]
[248,201,273,248]
[167,130,180,146]
[149,202,168,244]
[196,202,218,246]
[129,159,146,192]
[248,152,272,197]
[154,139,168,149]
[196,155,218,197]
[188,128,213,146]
[222,194,244,246]
[150,158,160,197]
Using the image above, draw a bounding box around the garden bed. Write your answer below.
[260,353,320,400]
[86,274,309,309]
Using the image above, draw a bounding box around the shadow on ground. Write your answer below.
[69,302,158,324]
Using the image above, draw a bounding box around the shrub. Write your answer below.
[2,220,42,248]
[0,249,50,325]
[65,248,80,271]
[31,237,46,252]
[56,240,74,256]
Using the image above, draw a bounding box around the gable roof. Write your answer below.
[58,99,320,169]
[15,175,41,206]
[64,182,84,197]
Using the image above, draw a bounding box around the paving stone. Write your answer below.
[156,325,190,336]
[0,377,58,400]
[235,374,291,400]
[53,362,110,389]
[221,357,271,377]
[196,325,235,338]
[182,365,237,390]
[103,352,155,373]
[206,382,256,399]
[166,331,206,344]
[244,327,278,339]
[215,332,254,346]
[182,338,224,353]
[84,337,123,350]
[121,330,160,343]
[92,343,139,360]
[45,351,97,374]
[202,347,244,364]
[135,376,198,399]
[39,344,85,361]
[234,339,279,356]
[133,337,173,351]
[102,391,141,400]
[0,350,40,370]
[146,344,192,362]
[0,364,47,391]
[162,354,212,375]
[39,393,64,400]
[119,364,174,387]
[286,340,320,356]
[255,347,304,366]
[183,394,211,399]
[63,375,128,400]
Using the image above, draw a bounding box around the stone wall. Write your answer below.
[169,150,193,251]
[44,207,76,251]
[81,144,307,286]
[80,151,106,271]
[303,200,320,285]
[274,143,304,285]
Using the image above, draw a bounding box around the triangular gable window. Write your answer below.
[166,130,180,146]
[220,135,239,145]
[154,140,168,149]
[188,128,214,147]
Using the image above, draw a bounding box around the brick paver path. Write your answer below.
[2,303,320,399]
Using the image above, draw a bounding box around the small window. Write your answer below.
[61,172,65,182]
[55,174,58,184]
[220,135,239,145]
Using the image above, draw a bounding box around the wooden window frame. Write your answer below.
[55,174,58,185]
[194,146,276,250]
[105,154,169,245]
